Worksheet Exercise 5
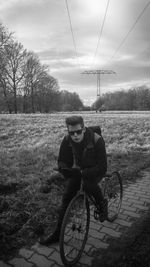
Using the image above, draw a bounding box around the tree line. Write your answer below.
[0,23,83,113]
[1,23,150,113]
[93,86,150,111]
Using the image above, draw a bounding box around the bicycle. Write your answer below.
[59,169,123,266]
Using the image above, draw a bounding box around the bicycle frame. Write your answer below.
[59,171,122,266]
[75,176,103,212]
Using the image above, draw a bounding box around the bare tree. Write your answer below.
[0,24,14,113]
[59,90,83,111]
[0,23,12,50]
[23,52,48,112]
[0,28,27,113]
[4,41,27,113]
[36,71,59,112]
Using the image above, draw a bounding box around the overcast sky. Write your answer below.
[0,0,150,105]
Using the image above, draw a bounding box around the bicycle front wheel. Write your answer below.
[59,193,90,266]
[104,171,123,222]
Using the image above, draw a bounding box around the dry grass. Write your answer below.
[0,111,150,260]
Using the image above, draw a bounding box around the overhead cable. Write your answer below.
[92,0,110,66]
[65,0,78,58]
[109,1,150,62]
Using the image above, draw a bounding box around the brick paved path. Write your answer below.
[0,169,150,267]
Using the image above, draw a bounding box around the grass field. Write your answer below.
[0,111,150,259]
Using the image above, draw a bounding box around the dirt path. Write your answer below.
[0,169,150,267]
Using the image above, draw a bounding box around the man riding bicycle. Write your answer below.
[40,115,108,245]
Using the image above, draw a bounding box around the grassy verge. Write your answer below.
[0,112,150,260]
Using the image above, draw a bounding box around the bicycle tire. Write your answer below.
[59,192,90,266]
[104,171,123,222]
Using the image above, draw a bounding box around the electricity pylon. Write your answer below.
[82,69,116,99]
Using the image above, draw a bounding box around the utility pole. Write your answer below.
[82,69,116,99]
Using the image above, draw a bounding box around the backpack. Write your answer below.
[88,126,102,136]
[87,125,106,148]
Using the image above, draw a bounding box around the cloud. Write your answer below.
[0,0,150,104]
[38,48,80,61]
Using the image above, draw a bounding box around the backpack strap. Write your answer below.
[94,132,101,143]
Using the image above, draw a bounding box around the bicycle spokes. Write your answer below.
[60,194,90,266]
[64,202,87,258]
[104,172,123,222]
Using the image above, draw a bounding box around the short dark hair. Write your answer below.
[65,116,84,128]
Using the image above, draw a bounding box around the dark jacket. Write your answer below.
[58,127,107,180]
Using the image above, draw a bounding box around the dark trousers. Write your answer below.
[55,175,104,231]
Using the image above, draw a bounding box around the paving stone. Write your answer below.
[121,196,129,201]
[29,253,52,267]
[35,245,53,257]
[9,258,33,267]
[90,218,95,224]
[31,242,39,250]
[84,244,93,254]
[124,190,136,196]
[132,204,149,210]
[101,227,121,238]
[123,210,141,218]
[123,194,140,200]
[138,193,150,199]
[19,248,34,259]
[79,254,93,266]
[139,197,150,203]
[49,250,62,266]
[135,191,150,196]
[130,199,145,205]
[50,244,59,251]
[127,197,141,204]
[115,218,132,227]
[128,186,140,191]
[136,181,148,185]
[90,221,101,231]
[121,204,137,212]
[122,200,132,206]
[88,236,109,249]
[136,187,150,192]
[89,229,105,240]
[2,172,150,267]
[118,213,129,220]
[102,221,118,230]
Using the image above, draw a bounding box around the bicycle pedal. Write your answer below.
[94,210,100,220]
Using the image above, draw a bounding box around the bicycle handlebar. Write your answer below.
[53,167,82,179]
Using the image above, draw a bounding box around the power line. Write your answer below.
[65,0,78,58]
[65,0,110,65]
[109,1,150,62]
[92,0,110,66]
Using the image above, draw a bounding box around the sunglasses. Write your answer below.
[68,129,83,136]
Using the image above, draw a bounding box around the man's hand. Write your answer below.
[59,167,82,179]
[59,167,72,178]
[71,167,82,178]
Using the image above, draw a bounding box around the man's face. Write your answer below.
[68,124,85,143]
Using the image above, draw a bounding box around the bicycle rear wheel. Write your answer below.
[59,193,90,266]
[104,171,123,222]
